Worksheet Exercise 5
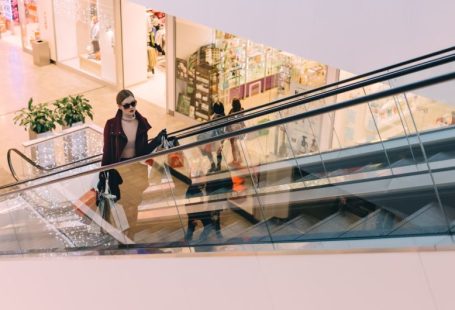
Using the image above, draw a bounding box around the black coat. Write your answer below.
[101,110,152,166]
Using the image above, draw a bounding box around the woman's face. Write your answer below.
[118,95,137,118]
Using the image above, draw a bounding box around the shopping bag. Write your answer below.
[98,171,129,231]
[107,200,130,232]
[165,136,184,168]
[168,152,184,168]
[78,188,97,210]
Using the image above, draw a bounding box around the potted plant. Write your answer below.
[13,98,56,140]
[54,94,93,128]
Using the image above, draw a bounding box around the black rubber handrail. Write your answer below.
[6,126,104,181]
[168,45,455,136]
[7,148,101,181]
[2,69,454,196]
[5,50,455,185]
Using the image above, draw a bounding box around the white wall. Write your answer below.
[176,18,213,59]
[37,0,56,61]
[0,250,454,310]
[99,0,117,84]
[121,0,148,87]
[53,0,77,61]
[131,0,455,75]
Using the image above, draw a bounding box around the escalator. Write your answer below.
[0,48,454,255]
[5,46,455,183]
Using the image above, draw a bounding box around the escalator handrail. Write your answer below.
[2,69,454,196]
[6,148,101,181]
[168,46,455,136]
[6,52,455,184]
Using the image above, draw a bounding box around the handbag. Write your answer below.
[107,200,130,232]
[97,169,123,204]
[98,171,130,232]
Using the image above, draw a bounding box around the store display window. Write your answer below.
[15,0,38,50]
[0,0,13,33]
[53,0,116,83]
[174,19,329,122]
[146,9,166,74]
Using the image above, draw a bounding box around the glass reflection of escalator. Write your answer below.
[0,191,118,254]
[0,47,454,255]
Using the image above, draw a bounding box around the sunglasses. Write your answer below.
[122,101,137,109]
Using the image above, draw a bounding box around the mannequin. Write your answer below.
[89,15,100,59]
[146,12,157,73]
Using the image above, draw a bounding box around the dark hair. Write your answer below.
[212,102,225,116]
[231,98,242,113]
[116,89,135,106]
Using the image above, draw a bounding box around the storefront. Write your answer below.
[52,0,117,84]
[173,19,330,122]
[0,0,36,50]
[122,5,167,109]
[0,1,16,38]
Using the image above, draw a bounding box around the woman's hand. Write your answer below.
[156,128,167,140]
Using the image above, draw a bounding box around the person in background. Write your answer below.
[89,15,100,59]
[227,98,246,165]
[206,101,226,172]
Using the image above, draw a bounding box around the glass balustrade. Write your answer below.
[0,51,454,255]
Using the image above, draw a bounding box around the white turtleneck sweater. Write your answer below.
[120,117,139,159]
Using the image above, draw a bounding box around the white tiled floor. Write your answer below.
[130,67,167,110]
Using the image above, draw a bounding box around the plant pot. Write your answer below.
[62,121,84,130]
[29,129,53,141]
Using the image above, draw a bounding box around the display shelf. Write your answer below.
[193,64,219,120]
[176,44,221,120]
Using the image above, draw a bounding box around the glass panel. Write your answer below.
[166,136,273,249]
[172,52,455,146]
[0,194,25,254]
[8,126,103,181]
[1,68,455,255]
[247,96,447,243]
[398,81,455,234]
[53,0,116,81]
[361,85,421,176]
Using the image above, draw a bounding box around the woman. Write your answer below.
[206,101,226,172]
[101,89,165,239]
[102,89,154,166]
[227,98,246,165]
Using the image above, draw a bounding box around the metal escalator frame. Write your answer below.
[8,51,455,182]
[2,69,455,197]
[7,148,101,181]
